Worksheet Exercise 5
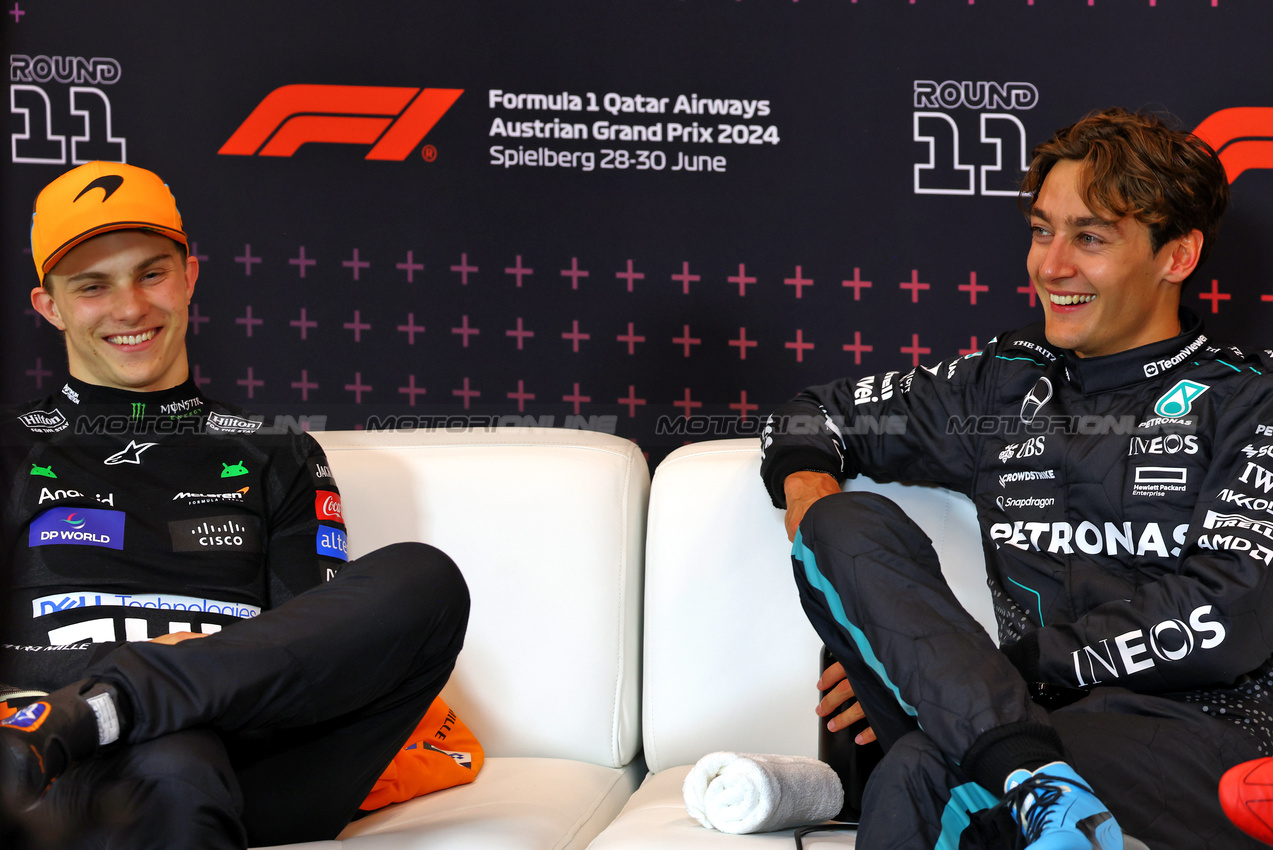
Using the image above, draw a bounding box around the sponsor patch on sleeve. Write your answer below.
[309,456,337,488]
[315,490,344,523]
[316,525,349,561]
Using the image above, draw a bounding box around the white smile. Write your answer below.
[1049,293,1096,306]
[106,329,158,346]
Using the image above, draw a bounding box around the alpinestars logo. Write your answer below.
[1193,108,1273,184]
[219,85,463,160]
[104,440,157,465]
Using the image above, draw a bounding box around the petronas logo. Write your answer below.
[1153,380,1208,419]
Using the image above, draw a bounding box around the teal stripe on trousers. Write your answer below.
[936,783,999,849]
[793,529,917,718]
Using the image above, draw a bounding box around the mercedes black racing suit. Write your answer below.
[760,311,1273,848]
[0,376,468,847]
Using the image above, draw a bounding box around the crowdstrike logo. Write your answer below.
[1193,108,1273,183]
[219,85,463,160]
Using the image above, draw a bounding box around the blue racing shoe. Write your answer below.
[1002,761,1123,849]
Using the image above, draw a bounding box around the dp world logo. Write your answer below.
[219,84,463,160]
[1154,380,1209,419]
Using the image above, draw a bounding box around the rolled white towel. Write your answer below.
[683,751,844,834]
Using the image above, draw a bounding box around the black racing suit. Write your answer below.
[760,311,1273,848]
[0,376,469,848]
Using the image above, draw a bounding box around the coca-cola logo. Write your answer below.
[315,490,343,523]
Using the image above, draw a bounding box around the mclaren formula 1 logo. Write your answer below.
[219,85,463,160]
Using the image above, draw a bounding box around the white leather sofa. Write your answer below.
[277,427,649,849]
[271,432,1142,848]
[588,439,990,849]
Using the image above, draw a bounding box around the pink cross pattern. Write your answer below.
[785,265,813,299]
[616,260,645,292]
[842,267,872,301]
[728,264,757,297]
[453,377,480,410]
[617,323,646,355]
[398,375,426,406]
[508,380,535,412]
[344,372,373,403]
[729,327,759,360]
[292,370,319,401]
[451,253,479,285]
[842,332,873,365]
[618,385,647,418]
[563,383,591,415]
[562,320,591,352]
[398,313,425,344]
[506,255,534,287]
[673,325,702,358]
[452,315,480,347]
[561,257,590,289]
[959,271,988,305]
[506,318,534,350]
[672,261,700,295]
[785,329,814,362]
[900,270,930,303]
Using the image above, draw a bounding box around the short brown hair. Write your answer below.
[1021,108,1229,272]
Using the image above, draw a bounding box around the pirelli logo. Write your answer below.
[1193,107,1273,184]
[219,84,463,160]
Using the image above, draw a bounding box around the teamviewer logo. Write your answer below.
[219,84,463,160]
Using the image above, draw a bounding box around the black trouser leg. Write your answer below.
[1052,689,1266,850]
[792,492,1046,758]
[36,729,245,850]
[80,542,469,844]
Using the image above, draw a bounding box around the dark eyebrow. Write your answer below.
[1029,206,1119,232]
[64,253,175,285]
[133,253,176,274]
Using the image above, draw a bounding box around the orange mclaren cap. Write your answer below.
[31,161,187,282]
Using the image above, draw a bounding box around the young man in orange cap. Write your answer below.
[0,162,469,848]
[762,108,1273,848]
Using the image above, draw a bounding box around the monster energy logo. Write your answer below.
[130,403,146,420]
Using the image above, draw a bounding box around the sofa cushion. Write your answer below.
[313,428,648,769]
[641,438,988,774]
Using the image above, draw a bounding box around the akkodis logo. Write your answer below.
[1193,108,1273,183]
[219,85,463,160]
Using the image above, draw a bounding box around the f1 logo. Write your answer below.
[219,85,463,160]
[1193,108,1273,184]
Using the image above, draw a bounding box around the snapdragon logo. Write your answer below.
[995,495,1055,511]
